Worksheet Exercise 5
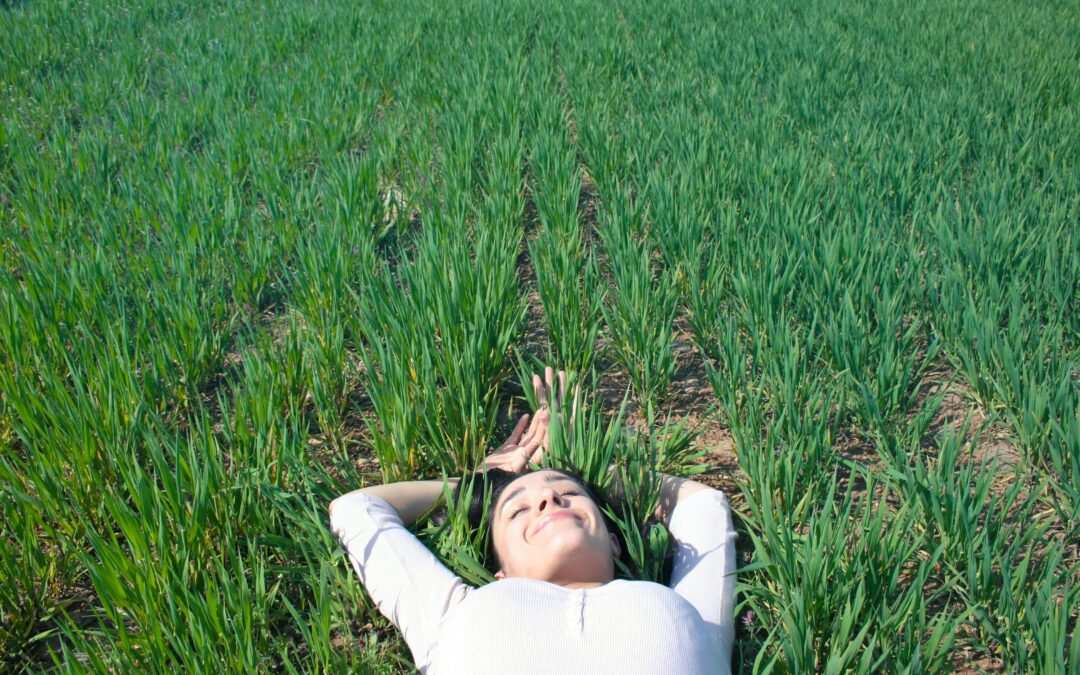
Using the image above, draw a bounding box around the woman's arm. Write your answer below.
[655,473,710,526]
[329,490,469,669]
[330,479,457,527]
[664,483,737,664]
[329,410,549,525]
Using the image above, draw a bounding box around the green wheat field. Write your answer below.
[2,0,1078,671]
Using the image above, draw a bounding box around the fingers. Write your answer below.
[490,452,524,473]
[519,425,546,463]
[486,444,531,472]
[545,367,555,407]
[520,408,549,445]
[533,373,545,409]
[525,367,578,445]
[501,435,541,472]
[508,414,529,446]
[491,414,529,454]
[533,367,569,410]
[522,412,538,440]
[486,407,552,471]
[529,442,545,465]
[510,446,530,472]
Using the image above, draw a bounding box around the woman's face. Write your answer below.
[490,470,620,585]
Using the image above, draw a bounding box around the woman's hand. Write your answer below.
[483,410,550,472]
[482,367,577,472]
[532,366,578,420]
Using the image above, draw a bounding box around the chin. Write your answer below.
[539,533,610,565]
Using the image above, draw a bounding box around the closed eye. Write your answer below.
[510,506,527,519]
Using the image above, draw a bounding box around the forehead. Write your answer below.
[496,470,581,506]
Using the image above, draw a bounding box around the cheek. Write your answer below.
[497,523,532,564]
[490,523,517,563]
[576,501,605,531]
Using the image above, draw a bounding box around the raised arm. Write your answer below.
[327,400,547,669]
[330,478,455,527]
[329,407,551,525]
[654,473,710,526]
[328,485,467,670]
[663,479,737,665]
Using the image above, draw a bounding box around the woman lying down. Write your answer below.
[329,369,737,674]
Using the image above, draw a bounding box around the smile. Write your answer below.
[533,510,582,536]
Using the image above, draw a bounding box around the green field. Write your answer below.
[2,0,1078,671]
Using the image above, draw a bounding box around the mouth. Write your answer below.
[532,510,582,537]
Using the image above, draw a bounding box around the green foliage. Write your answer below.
[525,78,606,381]
[1,0,1078,670]
[421,475,500,587]
[596,184,681,411]
[739,472,961,673]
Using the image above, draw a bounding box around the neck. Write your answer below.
[547,565,615,588]
[559,580,610,589]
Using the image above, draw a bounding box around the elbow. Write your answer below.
[328,496,343,522]
[329,487,380,525]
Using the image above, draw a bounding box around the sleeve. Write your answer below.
[329,492,470,670]
[666,488,738,660]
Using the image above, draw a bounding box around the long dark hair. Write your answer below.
[449,467,631,575]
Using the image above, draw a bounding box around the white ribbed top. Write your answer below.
[330,488,737,674]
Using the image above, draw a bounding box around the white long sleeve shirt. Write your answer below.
[330,487,737,674]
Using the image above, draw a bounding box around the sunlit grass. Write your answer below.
[1,0,1078,671]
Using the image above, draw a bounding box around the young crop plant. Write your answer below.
[289,219,377,446]
[698,267,843,522]
[352,95,526,480]
[218,323,311,484]
[929,251,1080,539]
[645,157,713,281]
[531,239,606,381]
[527,99,606,382]
[1043,408,1080,539]
[225,219,292,314]
[0,479,81,668]
[141,241,238,413]
[596,184,680,412]
[869,420,1080,667]
[351,261,435,483]
[815,264,941,448]
[57,414,312,672]
[684,215,739,361]
[738,471,959,673]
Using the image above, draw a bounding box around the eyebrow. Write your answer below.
[497,474,576,519]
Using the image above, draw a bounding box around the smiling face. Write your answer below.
[490,470,620,587]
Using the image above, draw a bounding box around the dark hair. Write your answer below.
[452,467,630,575]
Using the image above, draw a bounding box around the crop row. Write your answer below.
[1,0,1078,671]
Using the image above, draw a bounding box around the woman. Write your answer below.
[329,369,737,674]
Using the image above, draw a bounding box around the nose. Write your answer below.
[536,487,566,513]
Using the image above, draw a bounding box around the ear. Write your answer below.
[609,533,621,559]
[494,569,505,580]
